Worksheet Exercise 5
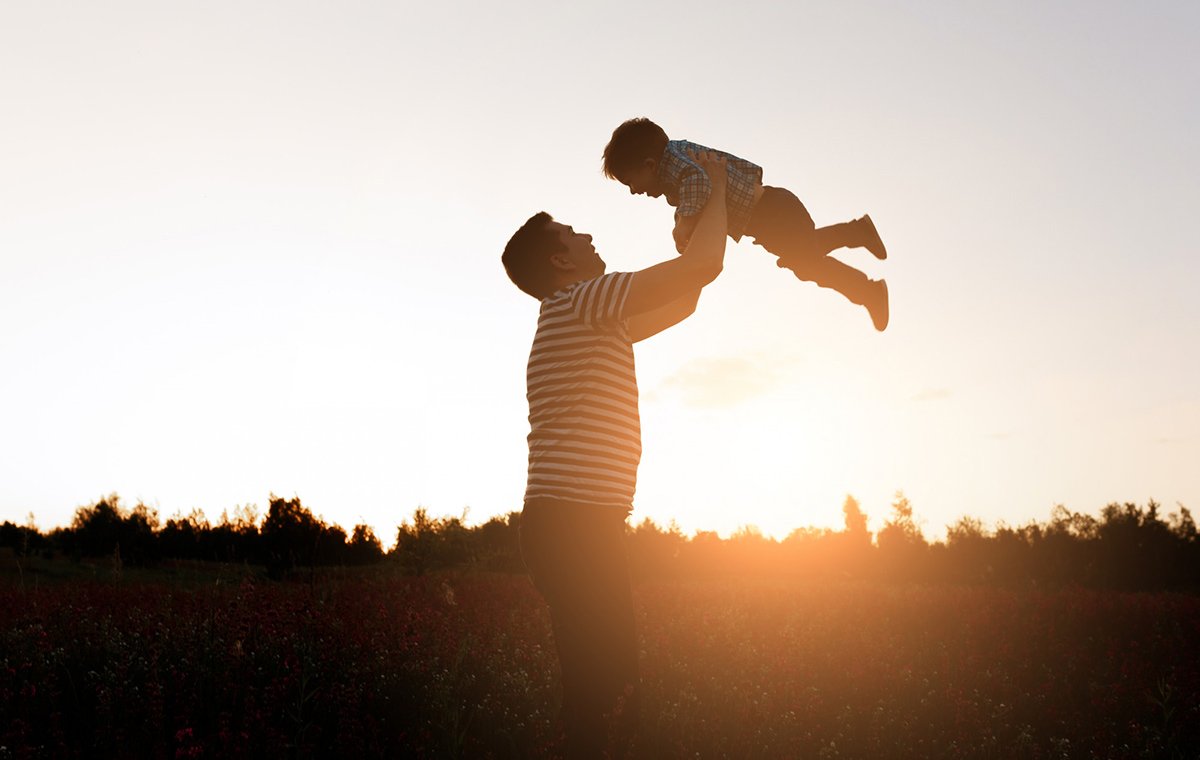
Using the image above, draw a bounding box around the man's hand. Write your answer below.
[623,148,730,331]
[626,150,729,340]
[672,216,698,253]
[672,150,727,253]
[691,148,728,191]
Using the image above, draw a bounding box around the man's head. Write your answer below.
[502,212,605,300]
[602,117,669,198]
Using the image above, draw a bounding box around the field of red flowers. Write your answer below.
[2,567,1198,758]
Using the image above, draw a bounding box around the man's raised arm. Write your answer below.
[624,151,728,340]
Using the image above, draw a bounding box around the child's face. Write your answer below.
[618,159,663,198]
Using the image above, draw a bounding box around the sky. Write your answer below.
[2,1,1197,544]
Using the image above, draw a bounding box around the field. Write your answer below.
[2,562,1198,758]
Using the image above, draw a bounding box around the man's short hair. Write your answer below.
[502,211,566,300]
[602,117,669,180]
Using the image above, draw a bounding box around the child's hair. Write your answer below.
[502,211,567,300]
[602,118,669,180]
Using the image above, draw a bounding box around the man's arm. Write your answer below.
[626,285,702,343]
[670,157,711,253]
[674,153,712,219]
[671,215,700,254]
[625,151,728,340]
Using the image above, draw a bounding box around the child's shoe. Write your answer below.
[859,215,887,260]
[867,279,889,331]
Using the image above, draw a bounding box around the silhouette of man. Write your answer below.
[501,152,730,758]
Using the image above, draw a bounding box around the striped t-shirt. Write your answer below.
[524,271,640,511]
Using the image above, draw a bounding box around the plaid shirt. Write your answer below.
[658,139,763,240]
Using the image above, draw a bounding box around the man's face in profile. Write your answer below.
[550,222,605,279]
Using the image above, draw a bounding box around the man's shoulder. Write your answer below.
[536,272,635,338]
[542,272,633,307]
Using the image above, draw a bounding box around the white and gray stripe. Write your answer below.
[524,272,639,510]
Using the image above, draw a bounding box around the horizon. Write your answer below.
[11,490,1191,552]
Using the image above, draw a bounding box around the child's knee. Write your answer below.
[776,253,822,280]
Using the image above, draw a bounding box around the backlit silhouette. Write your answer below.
[502,150,731,758]
[603,117,890,330]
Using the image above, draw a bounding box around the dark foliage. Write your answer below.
[2,495,1199,757]
[261,496,348,579]
[50,496,160,567]
[5,494,1198,590]
[2,574,1198,758]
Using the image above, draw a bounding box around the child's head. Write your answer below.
[502,212,603,300]
[602,118,669,198]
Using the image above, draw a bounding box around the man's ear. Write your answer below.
[644,157,657,172]
[549,253,575,271]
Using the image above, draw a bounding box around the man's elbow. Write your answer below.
[678,237,725,286]
[696,261,723,287]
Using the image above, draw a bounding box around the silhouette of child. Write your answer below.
[602,117,890,331]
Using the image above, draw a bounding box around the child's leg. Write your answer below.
[810,215,887,260]
[779,253,870,302]
[781,254,890,331]
[744,187,816,251]
[746,187,889,329]
[745,187,886,260]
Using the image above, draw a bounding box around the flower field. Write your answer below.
[2,568,1198,758]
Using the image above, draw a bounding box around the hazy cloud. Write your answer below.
[913,387,953,402]
[660,355,786,408]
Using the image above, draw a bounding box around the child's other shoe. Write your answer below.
[859,215,887,260]
[867,279,889,331]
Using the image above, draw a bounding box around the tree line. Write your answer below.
[1,493,1197,589]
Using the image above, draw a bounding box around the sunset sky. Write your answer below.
[2,1,1197,544]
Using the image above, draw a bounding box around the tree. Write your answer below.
[473,512,522,572]
[877,492,925,548]
[61,494,160,565]
[842,495,871,547]
[347,523,384,565]
[876,492,928,581]
[945,515,989,583]
[1167,505,1197,542]
[261,495,328,577]
[627,517,686,579]
[393,508,472,575]
[159,508,210,560]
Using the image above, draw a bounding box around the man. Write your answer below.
[500,152,729,757]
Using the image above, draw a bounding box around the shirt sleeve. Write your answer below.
[571,272,633,333]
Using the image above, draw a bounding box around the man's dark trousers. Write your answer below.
[520,498,639,759]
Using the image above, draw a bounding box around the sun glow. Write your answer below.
[635,363,890,540]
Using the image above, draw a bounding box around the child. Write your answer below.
[602,117,890,331]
